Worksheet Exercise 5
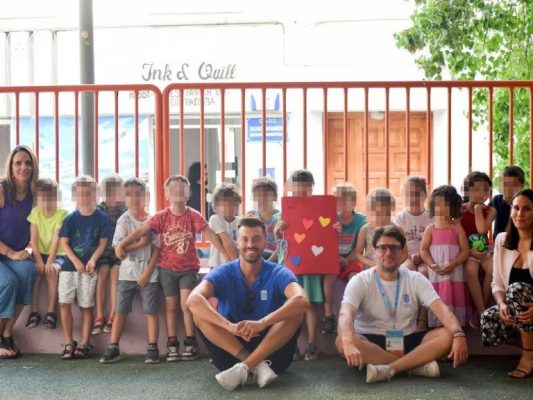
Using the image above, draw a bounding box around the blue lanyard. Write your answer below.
[374,270,401,328]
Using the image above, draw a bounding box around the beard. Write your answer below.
[241,248,262,264]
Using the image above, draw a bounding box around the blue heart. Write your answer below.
[290,255,302,266]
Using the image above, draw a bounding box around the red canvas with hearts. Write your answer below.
[281,195,339,275]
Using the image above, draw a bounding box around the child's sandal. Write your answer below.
[61,341,77,360]
[43,312,58,329]
[91,317,106,335]
[103,316,114,334]
[73,343,92,359]
[25,312,41,329]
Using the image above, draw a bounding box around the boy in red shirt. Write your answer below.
[115,175,229,361]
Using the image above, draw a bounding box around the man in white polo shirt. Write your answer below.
[336,225,468,383]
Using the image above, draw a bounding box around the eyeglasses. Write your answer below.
[375,244,402,255]
[243,290,255,314]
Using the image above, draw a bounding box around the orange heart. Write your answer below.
[294,233,306,244]
[319,216,331,227]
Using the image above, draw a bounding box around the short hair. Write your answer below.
[165,175,190,188]
[35,178,58,194]
[503,165,525,184]
[402,176,427,195]
[372,225,406,249]
[289,169,315,185]
[429,185,462,219]
[238,216,266,236]
[213,183,242,205]
[124,177,147,193]
[366,188,395,211]
[462,171,492,201]
[252,176,278,198]
[334,182,357,201]
[100,173,123,191]
[72,175,97,191]
[504,189,533,250]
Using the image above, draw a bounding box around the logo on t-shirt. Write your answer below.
[403,294,411,304]
[260,290,268,301]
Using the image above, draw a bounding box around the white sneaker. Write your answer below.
[366,364,395,384]
[215,362,249,391]
[409,360,440,378]
[254,360,278,388]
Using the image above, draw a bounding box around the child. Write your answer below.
[489,166,525,238]
[461,171,496,327]
[354,188,407,268]
[208,183,241,268]
[93,173,127,335]
[25,178,68,329]
[420,185,470,327]
[114,175,229,362]
[275,169,321,361]
[100,177,161,364]
[248,177,281,261]
[393,176,432,276]
[58,175,112,359]
[322,183,366,335]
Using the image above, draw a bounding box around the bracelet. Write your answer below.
[451,328,465,336]
[453,334,466,339]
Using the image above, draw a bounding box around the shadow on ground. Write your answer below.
[1,355,531,400]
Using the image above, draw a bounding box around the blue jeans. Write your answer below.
[0,257,36,318]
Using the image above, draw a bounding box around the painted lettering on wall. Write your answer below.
[140,62,237,82]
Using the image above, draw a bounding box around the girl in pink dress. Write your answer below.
[421,185,470,327]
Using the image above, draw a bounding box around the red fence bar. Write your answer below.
[34,92,39,158]
[405,87,411,176]
[364,87,369,194]
[179,88,185,175]
[468,87,473,173]
[54,92,59,183]
[200,88,206,218]
[509,88,514,165]
[385,87,390,188]
[489,87,494,180]
[343,87,348,182]
[15,92,20,144]
[114,90,119,173]
[261,87,267,177]
[426,87,431,188]
[220,89,226,181]
[447,87,452,184]
[282,88,287,185]
[74,91,79,177]
[134,90,139,178]
[94,91,99,181]
[303,87,308,169]
[240,88,246,214]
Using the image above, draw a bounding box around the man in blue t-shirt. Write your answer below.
[187,217,309,391]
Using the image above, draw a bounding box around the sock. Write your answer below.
[110,342,119,347]
[236,348,250,361]
[148,342,158,347]
[167,336,178,345]
[186,336,196,341]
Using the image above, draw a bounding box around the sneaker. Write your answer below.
[100,344,121,364]
[304,343,318,361]
[215,362,249,391]
[409,360,440,378]
[321,315,336,334]
[366,364,395,384]
[254,360,278,388]
[145,344,160,364]
[166,341,180,362]
[181,338,199,361]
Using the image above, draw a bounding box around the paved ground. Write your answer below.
[1,354,531,400]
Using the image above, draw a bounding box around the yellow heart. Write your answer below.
[319,216,331,228]
[294,233,306,244]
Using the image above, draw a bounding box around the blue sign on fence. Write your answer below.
[246,117,286,142]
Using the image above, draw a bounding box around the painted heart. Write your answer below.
[302,218,314,230]
[311,245,324,256]
[294,233,306,244]
[290,255,302,266]
[319,216,331,227]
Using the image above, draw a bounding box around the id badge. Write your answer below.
[385,330,404,357]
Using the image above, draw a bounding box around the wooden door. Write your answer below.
[326,112,432,211]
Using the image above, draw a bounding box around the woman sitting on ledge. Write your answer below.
[481,188,533,378]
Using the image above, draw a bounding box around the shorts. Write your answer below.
[40,254,65,270]
[159,268,199,296]
[199,325,301,374]
[116,281,160,314]
[96,248,121,269]
[338,260,364,281]
[58,271,97,308]
[362,330,428,354]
